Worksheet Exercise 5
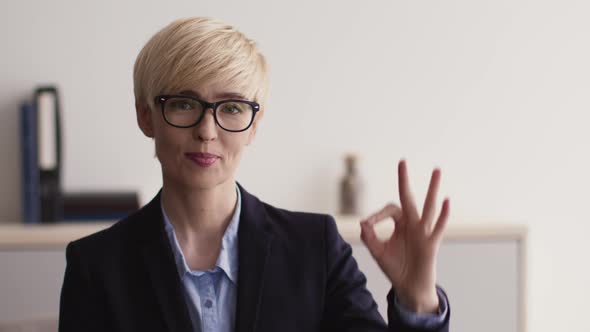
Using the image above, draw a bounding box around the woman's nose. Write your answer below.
[193,108,218,142]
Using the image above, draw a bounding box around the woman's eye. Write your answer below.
[170,100,194,110]
[180,102,193,110]
[221,105,241,114]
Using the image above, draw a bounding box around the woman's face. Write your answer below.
[136,80,259,191]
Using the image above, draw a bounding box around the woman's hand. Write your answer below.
[360,160,450,314]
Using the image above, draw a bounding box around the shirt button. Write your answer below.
[204,299,213,308]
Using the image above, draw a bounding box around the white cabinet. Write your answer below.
[0,223,110,324]
[0,250,65,321]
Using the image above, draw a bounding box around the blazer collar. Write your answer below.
[139,189,196,332]
[235,182,274,332]
[137,183,274,332]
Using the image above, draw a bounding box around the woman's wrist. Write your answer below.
[396,287,440,314]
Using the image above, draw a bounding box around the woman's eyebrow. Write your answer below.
[217,92,247,100]
[179,90,246,100]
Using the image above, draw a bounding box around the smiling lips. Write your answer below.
[185,152,220,167]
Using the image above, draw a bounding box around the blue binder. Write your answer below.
[20,101,41,224]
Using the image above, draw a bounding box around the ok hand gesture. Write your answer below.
[360,160,450,313]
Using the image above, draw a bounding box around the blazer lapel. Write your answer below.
[138,192,195,332]
[235,184,274,332]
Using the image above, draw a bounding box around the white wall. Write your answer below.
[1,0,589,330]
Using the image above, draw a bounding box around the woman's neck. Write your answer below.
[161,178,238,237]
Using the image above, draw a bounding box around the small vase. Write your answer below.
[339,154,363,216]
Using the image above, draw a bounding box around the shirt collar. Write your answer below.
[161,185,240,284]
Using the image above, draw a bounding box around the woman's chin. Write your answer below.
[182,175,234,192]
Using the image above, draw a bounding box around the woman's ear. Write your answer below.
[135,102,154,138]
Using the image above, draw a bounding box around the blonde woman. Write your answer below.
[59,17,451,332]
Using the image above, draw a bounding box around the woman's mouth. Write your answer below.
[185,152,220,167]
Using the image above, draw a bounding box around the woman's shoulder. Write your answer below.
[258,199,339,240]
[67,202,157,255]
[262,201,334,225]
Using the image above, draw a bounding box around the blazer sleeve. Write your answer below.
[59,241,110,332]
[321,216,450,332]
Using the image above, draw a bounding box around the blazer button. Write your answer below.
[204,299,213,308]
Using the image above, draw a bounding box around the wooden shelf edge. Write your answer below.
[0,218,527,249]
[0,222,114,250]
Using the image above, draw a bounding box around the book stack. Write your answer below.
[20,85,139,223]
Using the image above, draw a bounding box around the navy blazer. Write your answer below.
[59,184,450,332]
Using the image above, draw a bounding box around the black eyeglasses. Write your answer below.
[154,95,260,132]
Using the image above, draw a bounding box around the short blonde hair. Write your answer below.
[133,17,269,110]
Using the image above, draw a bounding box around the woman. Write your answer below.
[59,17,451,332]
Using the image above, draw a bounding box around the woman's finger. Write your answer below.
[422,168,441,232]
[363,203,403,227]
[398,160,420,222]
[432,198,450,240]
[360,221,386,259]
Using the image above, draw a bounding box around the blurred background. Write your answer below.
[1,0,589,331]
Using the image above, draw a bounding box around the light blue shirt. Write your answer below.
[162,187,240,332]
[162,185,446,332]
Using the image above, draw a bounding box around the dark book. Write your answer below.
[63,191,139,221]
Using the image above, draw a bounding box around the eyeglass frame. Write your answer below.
[154,94,261,132]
